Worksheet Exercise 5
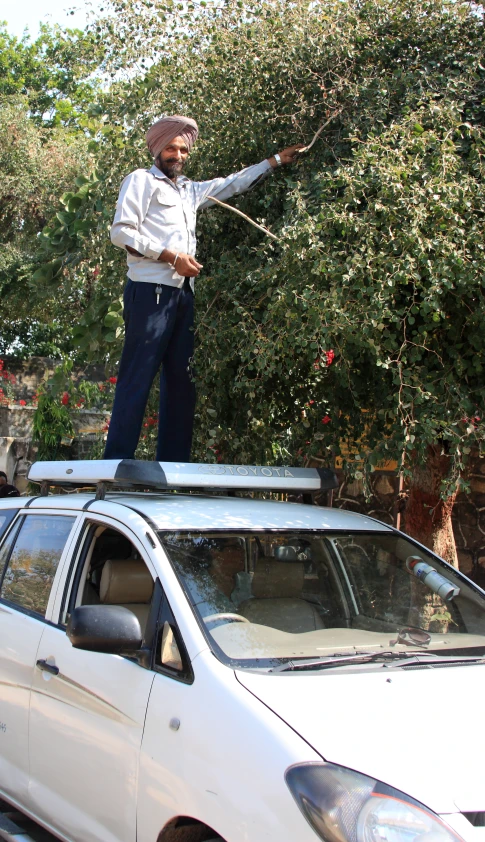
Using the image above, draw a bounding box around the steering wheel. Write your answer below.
[203,612,250,626]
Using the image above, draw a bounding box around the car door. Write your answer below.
[28,514,157,842]
[0,510,78,808]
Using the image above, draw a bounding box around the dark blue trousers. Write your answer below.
[104,278,196,462]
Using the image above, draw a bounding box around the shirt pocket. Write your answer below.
[153,189,179,226]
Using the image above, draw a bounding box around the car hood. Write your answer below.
[236,663,485,815]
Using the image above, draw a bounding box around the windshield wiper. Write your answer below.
[270,651,485,673]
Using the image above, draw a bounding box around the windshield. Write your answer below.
[160,530,485,669]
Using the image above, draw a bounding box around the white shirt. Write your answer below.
[110,159,273,288]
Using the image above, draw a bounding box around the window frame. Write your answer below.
[0,507,21,543]
[151,584,194,684]
[0,511,81,623]
[56,514,158,625]
[53,513,193,681]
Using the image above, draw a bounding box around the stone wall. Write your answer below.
[0,406,106,493]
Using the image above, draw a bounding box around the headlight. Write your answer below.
[285,763,464,842]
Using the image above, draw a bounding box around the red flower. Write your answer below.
[325,349,335,366]
[0,360,3,370]
[109,376,117,384]
[18,400,26,406]
[321,415,331,424]
[61,392,69,406]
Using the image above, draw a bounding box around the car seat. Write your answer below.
[99,558,154,633]
[237,559,325,633]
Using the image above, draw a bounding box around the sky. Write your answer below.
[2,0,90,40]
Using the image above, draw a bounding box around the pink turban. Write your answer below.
[146,115,199,159]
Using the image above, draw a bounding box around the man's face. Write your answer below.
[156,136,189,180]
[0,475,6,486]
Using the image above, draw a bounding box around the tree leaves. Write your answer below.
[18,0,485,483]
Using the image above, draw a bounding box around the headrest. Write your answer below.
[100,559,153,605]
[93,533,133,563]
[252,560,304,599]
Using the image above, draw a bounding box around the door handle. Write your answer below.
[36,659,59,676]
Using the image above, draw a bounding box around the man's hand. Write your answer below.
[268,144,306,168]
[126,245,202,276]
[159,249,203,277]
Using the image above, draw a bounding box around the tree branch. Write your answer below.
[206,195,280,240]
[297,109,343,153]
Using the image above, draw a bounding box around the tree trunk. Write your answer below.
[403,445,459,568]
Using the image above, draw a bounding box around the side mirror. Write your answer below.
[67,605,143,654]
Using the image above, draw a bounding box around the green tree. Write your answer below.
[0,100,93,357]
[0,22,101,125]
[35,0,485,564]
[0,20,105,357]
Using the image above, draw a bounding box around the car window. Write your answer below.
[0,515,76,618]
[0,509,17,540]
[161,530,485,668]
[64,524,154,639]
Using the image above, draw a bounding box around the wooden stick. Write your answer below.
[297,109,343,154]
[206,195,280,241]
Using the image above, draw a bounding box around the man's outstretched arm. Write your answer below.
[196,144,304,210]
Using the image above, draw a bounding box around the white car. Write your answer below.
[0,459,484,842]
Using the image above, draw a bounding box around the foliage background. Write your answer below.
[0,23,100,358]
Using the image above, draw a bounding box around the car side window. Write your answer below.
[65,525,155,639]
[0,515,76,618]
[0,509,17,541]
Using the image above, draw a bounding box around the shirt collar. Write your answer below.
[148,164,189,186]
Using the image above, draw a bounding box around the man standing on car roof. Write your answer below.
[104,114,302,463]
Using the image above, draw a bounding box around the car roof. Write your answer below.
[0,492,393,532]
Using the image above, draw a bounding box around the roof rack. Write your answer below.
[28,459,338,499]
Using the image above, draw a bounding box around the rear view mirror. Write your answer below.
[67,605,143,654]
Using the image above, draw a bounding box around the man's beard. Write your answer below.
[158,157,185,179]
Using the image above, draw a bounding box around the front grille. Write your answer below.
[463,812,485,827]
